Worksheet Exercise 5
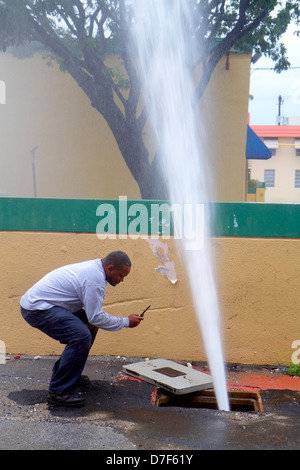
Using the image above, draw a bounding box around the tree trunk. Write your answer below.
[111,121,170,200]
[91,91,170,200]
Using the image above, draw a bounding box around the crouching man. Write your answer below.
[20,251,143,408]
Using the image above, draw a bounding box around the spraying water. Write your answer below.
[131,0,230,411]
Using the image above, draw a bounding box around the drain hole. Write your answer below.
[153,388,263,412]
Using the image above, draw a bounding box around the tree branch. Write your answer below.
[88,5,102,38]
[207,0,226,41]
[194,2,270,102]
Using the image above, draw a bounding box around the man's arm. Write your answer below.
[84,285,145,331]
[86,314,143,334]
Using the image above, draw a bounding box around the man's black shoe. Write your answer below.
[47,392,85,408]
[77,375,90,386]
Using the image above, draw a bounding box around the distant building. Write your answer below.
[248,121,300,202]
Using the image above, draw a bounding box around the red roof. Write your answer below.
[250,125,300,138]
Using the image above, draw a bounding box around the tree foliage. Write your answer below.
[0,0,299,198]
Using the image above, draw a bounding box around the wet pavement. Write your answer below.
[1,355,300,453]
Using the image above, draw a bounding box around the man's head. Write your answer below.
[102,251,131,286]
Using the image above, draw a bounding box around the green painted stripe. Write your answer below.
[211,202,300,238]
[0,198,300,238]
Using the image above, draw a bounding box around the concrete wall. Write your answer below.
[0,53,140,199]
[199,53,251,202]
[0,50,250,201]
[1,199,300,366]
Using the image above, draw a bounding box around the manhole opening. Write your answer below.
[152,388,263,412]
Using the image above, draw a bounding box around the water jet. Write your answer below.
[131,0,230,410]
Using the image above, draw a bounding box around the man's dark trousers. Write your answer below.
[21,306,95,395]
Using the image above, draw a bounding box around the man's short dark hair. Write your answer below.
[103,251,131,269]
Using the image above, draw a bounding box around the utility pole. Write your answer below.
[277,95,282,125]
[0,80,6,104]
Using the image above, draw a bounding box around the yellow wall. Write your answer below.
[1,231,299,365]
[0,53,140,199]
[247,188,266,201]
[199,53,251,202]
[0,50,250,201]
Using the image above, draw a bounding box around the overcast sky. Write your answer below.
[248,23,300,126]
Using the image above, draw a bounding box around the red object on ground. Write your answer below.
[193,365,300,392]
[227,371,300,392]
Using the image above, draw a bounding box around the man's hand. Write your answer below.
[128,314,144,328]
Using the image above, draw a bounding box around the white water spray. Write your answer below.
[131,0,229,411]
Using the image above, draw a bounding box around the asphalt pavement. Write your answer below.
[1,355,300,454]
